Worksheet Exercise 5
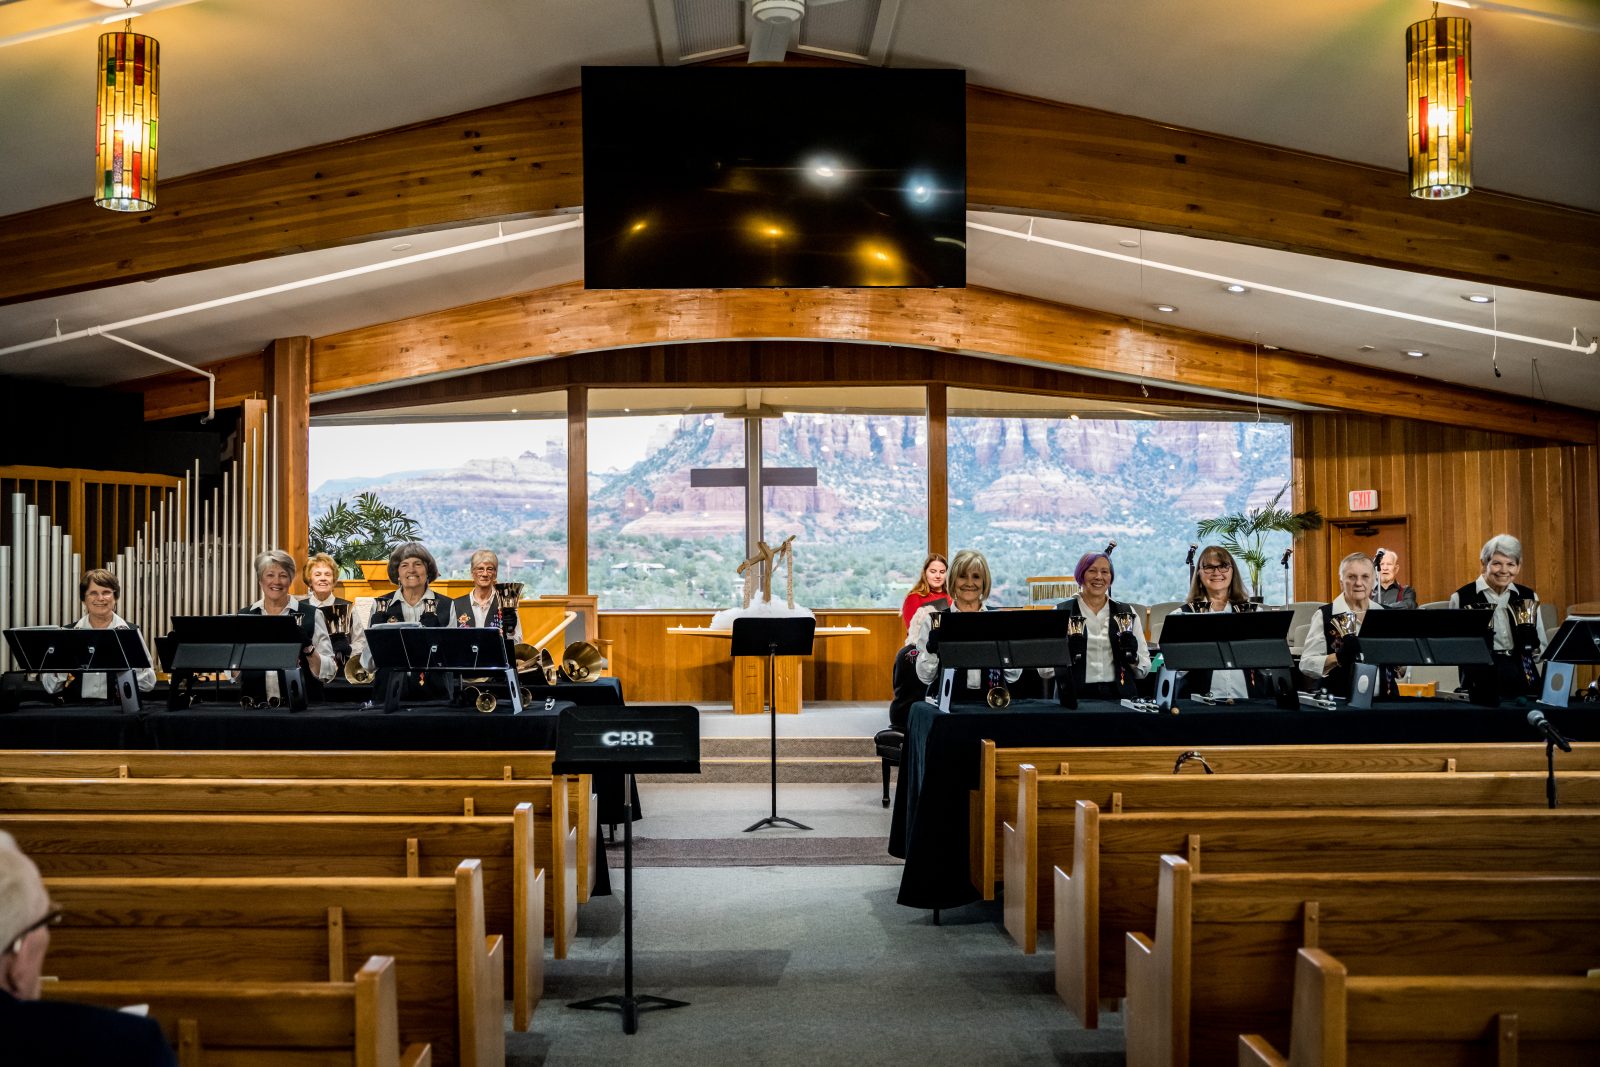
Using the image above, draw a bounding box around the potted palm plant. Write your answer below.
[308,492,423,578]
[1196,485,1323,600]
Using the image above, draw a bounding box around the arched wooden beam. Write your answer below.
[1,84,1594,306]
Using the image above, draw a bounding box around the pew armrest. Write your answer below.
[1055,863,1096,1028]
[1125,931,1164,1067]
[1237,1034,1286,1067]
[401,1043,434,1067]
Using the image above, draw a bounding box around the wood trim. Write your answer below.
[3,83,1594,305]
[566,386,587,597]
[299,283,1595,444]
[266,338,311,586]
[927,384,949,557]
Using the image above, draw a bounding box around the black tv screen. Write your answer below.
[582,66,966,290]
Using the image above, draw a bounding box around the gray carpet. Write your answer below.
[621,835,902,867]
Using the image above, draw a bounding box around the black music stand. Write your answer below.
[1348,608,1496,710]
[731,616,817,832]
[927,610,1074,711]
[365,624,523,713]
[4,626,150,713]
[555,705,700,1035]
[1539,619,1600,708]
[168,615,308,711]
[1152,610,1297,712]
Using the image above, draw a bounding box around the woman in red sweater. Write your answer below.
[900,553,950,630]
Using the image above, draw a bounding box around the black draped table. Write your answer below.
[887,696,1600,910]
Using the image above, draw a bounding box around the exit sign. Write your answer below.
[1348,489,1379,512]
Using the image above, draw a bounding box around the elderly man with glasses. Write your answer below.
[1,831,176,1065]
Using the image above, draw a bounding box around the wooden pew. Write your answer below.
[1239,948,1600,1067]
[0,775,579,969]
[1122,858,1600,1067]
[970,740,1600,901]
[44,955,433,1067]
[1004,765,1600,953]
[43,862,504,1067]
[0,748,600,904]
[7,809,548,1033]
[1054,802,1600,1029]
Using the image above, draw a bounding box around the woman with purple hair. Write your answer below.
[1054,550,1149,701]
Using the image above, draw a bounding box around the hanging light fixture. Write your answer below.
[95,1,160,212]
[1406,7,1471,199]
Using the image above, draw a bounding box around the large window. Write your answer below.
[948,396,1294,606]
[586,410,746,609]
[309,415,568,590]
[763,410,927,608]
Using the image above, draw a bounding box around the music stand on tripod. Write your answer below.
[731,616,817,832]
[4,626,151,713]
[554,704,700,1034]
[364,624,523,714]
[167,615,309,710]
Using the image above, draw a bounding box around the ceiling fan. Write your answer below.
[741,0,853,63]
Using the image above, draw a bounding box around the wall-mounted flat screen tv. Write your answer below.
[582,66,966,290]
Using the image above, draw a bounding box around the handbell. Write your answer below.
[474,688,497,713]
[534,647,560,686]
[560,641,605,683]
[321,603,352,636]
[986,685,1011,709]
[1511,599,1538,627]
[344,658,374,685]
[1331,611,1361,638]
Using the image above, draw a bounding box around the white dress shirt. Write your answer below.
[1448,577,1548,654]
[1073,596,1151,684]
[908,601,1023,691]
[39,612,158,698]
[1298,595,1381,679]
[246,596,336,700]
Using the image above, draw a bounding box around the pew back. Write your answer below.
[1054,802,1600,1029]
[1239,948,1600,1067]
[970,741,1600,900]
[43,863,502,1067]
[1004,766,1600,952]
[1122,858,1600,1067]
[0,775,578,966]
[44,955,433,1067]
[8,809,546,1033]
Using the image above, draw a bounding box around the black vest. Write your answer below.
[1315,603,1399,700]
[1453,582,1540,654]
[1055,597,1140,699]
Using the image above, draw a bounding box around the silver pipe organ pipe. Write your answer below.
[24,503,39,626]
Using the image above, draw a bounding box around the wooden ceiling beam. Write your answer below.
[1,84,1595,307]
[124,282,1596,444]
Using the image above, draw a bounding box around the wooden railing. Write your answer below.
[1,464,183,570]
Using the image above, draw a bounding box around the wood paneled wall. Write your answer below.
[598,610,901,704]
[1292,413,1600,615]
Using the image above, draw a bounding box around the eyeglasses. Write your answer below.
[1199,562,1233,573]
[5,907,62,955]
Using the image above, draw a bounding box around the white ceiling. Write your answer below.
[1,0,1597,410]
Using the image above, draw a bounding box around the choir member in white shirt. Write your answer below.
[907,549,1022,705]
[301,552,352,676]
[1299,551,1396,699]
[240,548,335,706]
[40,568,157,703]
[449,549,523,643]
[1054,551,1151,701]
[1174,546,1270,701]
[352,541,455,702]
[1449,533,1548,704]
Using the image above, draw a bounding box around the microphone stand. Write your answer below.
[1185,544,1197,587]
[1280,547,1294,605]
[1547,738,1559,809]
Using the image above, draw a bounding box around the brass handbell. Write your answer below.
[321,602,352,636]
[494,582,524,634]
[560,641,605,683]
[532,647,560,686]
[1331,611,1361,638]
[344,657,374,685]
[474,688,497,713]
[986,685,1012,709]
[1511,599,1538,627]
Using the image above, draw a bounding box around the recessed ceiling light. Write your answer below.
[1118,239,1139,248]
[1222,284,1249,294]
[1358,345,1377,352]
[1068,413,1081,421]
[1153,304,1178,313]
[1462,294,1494,304]
[391,242,413,252]
[1404,350,1428,359]
[1261,344,1280,351]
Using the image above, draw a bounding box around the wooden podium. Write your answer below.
[667,626,868,713]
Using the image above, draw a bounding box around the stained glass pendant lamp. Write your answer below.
[95,4,160,212]
[1406,10,1471,199]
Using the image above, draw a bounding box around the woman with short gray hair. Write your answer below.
[1450,533,1547,704]
[240,547,334,706]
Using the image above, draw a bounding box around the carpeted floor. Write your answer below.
[512,781,1125,1065]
